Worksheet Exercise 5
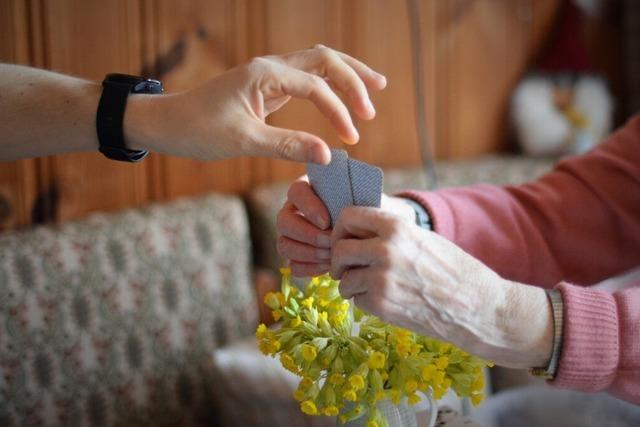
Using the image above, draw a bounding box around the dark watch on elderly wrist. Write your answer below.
[96,73,163,162]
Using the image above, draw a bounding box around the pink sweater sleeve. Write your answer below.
[399,115,640,403]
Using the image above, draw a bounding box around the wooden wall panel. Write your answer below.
[38,0,150,222]
[148,0,252,199]
[249,0,345,185]
[432,0,562,159]
[344,0,426,166]
[0,0,39,230]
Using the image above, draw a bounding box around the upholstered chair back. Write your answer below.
[0,194,257,426]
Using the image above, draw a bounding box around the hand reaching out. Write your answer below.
[128,45,387,164]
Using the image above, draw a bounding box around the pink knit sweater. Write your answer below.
[402,115,640,404]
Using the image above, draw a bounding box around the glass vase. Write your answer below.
[339,393,437,427]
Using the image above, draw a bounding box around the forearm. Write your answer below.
[476,281,553,369]
[399,116,640,287]
[0,63,162,161]
[0,64,100,159]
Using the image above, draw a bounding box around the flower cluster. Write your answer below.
[256,268,492,427]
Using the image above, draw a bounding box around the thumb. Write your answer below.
[250,123,332,164]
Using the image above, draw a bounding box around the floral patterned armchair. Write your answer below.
[0,194,257,426]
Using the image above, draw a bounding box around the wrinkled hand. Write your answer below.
[131,45,386,163]
[276,175,415,277]
[330,207,553,369]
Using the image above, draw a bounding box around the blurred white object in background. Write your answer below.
[512,75,613,156]
[510,0,614,157]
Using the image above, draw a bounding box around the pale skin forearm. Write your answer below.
[0,64,100,159]
[0,63,159,161]
[1,47,388,163]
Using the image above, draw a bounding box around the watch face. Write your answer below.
[135,79,163,94]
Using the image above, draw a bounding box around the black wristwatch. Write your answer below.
[96,73,163,162]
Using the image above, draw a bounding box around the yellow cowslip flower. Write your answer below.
[264,340,280,355]
[264,291,286,310]
[323,406,339,416]
[299,377,314,390]
[471,393,484,406]
[407,393,421,406]
[280,353,299,374]
[329,312,346,327]
[256,323,268,339]
[258,341,270,355]
[329,373,345,385]
[404,379,418,393]
[280,267,291,277]
[318,314,332,336]
[367,351,386,369]
[472,374,484,391]
[349,374,365,391]
[300,400,318,415]
[262,271,495,420]
[421,364,437,381]
[442,378,452,389]
[435,356,449,370]
[411,343,422,355]
[290,315,302,327]
[432,370,445,386]
[301,344,317,362]
[343,389,357,402]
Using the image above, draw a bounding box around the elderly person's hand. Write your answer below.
[127,45,386,164]
[330,207,554,369]
[276,175,415,276]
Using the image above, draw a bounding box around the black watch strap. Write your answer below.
[96,74,162,162]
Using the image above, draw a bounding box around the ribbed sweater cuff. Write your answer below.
[551,282,619,391]
[396,191,456,240]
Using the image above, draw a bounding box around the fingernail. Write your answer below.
[310,145,331,165]
[348,128,360,144]
[315,215,329,230]
[365,98,376,117]
[316,249,331,260]
[317,234,331,248]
